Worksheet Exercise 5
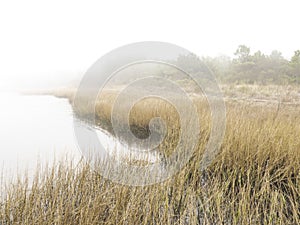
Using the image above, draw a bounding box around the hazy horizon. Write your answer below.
[1,1,300,91]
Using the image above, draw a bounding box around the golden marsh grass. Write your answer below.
[1,86,300,224]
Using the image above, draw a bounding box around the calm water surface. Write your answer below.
[0,92,159,183]
[0,92,81,182]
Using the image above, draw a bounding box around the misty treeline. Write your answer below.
[176,45,300,85]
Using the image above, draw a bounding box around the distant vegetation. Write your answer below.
[176,45,300,85]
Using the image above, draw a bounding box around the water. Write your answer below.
[0,92,160,184]
[0,92,82,183]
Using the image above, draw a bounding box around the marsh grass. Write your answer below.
[1,87,300,224]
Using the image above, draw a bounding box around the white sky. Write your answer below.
[0,0,300,91]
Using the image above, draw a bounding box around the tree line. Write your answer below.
[176,45,300,85]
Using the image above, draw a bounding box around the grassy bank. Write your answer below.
[1,90,300,224]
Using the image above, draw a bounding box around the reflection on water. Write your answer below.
[74,117,161,164]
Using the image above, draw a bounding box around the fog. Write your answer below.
[0,0,300,91]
